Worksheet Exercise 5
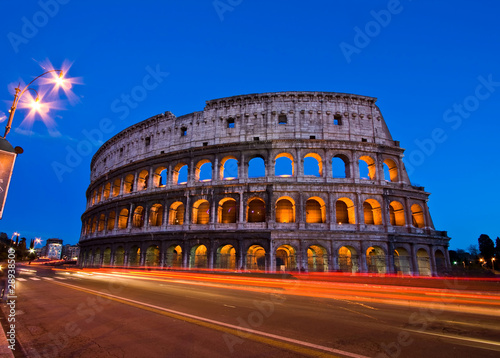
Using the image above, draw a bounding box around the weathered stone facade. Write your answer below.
[79,91,450,275]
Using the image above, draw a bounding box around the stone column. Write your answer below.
[127,204,134,229]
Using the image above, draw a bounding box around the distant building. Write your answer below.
[46,238,63,260]
[62,244,80,260]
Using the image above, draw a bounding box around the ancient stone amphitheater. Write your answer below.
[79,91,450,275]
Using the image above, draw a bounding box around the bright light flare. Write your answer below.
[40,59,82,105]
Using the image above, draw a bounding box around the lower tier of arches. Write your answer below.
[78,235,450,276]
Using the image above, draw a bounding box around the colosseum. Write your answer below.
[79,91,451,276]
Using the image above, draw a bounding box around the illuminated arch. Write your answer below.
[129,246,140,266]
[435,249,446,274]
[107,211,116,231]
[363,199,382,225]
[275,196,295,223]
[154,166,167,187]
[114,246,125,266]
[97,186,102,203]
[93,248,101,267]
[190,244,208,268]
[359,155,376,180]
[97,214,106,232]
[133,206,145,227]
[169,201,184,225]
[307,245,328,272]
[149,204,163,226]
[123,174,134,193]
[218,198,237,223]
[103,183,111,200]
[145,245,160,267]
[112,178,121,197]
[394,247,411,274]
[246,245,266,270]
[383,158,399,182]
[192,199,210,224]
[220,156,238,180]
[91,216,97,233]
[306,197,326,223]
[165,245,182,268]
[411,203,425,228]
[417,248,431,276]
[275,152,294,177]
[304,153,323,177]
[216,244,236,270]
[172,163,188,185]
[91,190,96,205]
[102,247,111,266]
[366,246,386,274]
[137,170,149,191]
[275,245,297,271]
[338,246,359,273]
[247,197,266,222]
[118,208,128,229]
[195,159,213,181]
[336,197,356,224]
[389,201,405,226]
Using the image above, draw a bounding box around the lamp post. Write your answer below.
[492,257,496,270]
[0,69,67,218]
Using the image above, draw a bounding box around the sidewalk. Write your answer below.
[0,302,15,358]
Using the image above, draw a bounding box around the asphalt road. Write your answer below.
[4,266,500,358]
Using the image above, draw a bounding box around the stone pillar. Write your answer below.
[410,244,418,275]
[238,192,244,223]
[140,248,146,266]
[148,166,154,190]
[167,163,173,185]
[188,158,194,186]
[430,247,437,276]
[127,204,134,229]
[208,244,214,270]
[143,205,150,228]
[238,242,244,270]
[214,157,220,181]
[404,197,413,230]
[183,242,189,268]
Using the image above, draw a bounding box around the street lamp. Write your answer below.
[0,68,70,218]
[492,257,496,270]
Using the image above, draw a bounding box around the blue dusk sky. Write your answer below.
[0,0,498,249]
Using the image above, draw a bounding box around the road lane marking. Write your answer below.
[339,307,378,321]
[49,280,369,358]
[223,304,236,308]
[29,277,41,281]
[404,328,500,349]
[42,277,54,280]
[17,278,27,281]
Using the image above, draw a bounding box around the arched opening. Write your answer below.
[118,208,128,229]
[336,198,356,224]
[383,158,399,182]
[154,166,167,187]
[218,198,237,223]
[394,248,411,275]
[107,211,116,231]
[417,248,431,276]
[173,163,188,185]
[220,156,238,180]
[169,202,184,225]
[366,246,386,274]
[103,183,111,200]
[123,174,134,193]
[114,247,124,266]
[102,247,111,266]
[97,186,102,203]
[332,155,349,178]
[93,248,101,267]
[86,250,92,266]
[389,201,405,226]
[195,159,213,182]
[304,153,322,177]
[112,178,121,197]
[363,199,382,225]
[129,246,140,266]
[247,197,266,222]
[165,245,182,268]
[91,190,96,205]
[276,245,297,271]
[359,156,376,180]
[97,214,106,232]
[435,249,446,274]
[338,246,359,273]
[275,153,294,177]
[216,245,236,270]
[145,245,160,267]
[246,245,266,271]
[275,197,295,223]
[411,204,425,228]
[149,204,163,226]
[306,197,326,223]
[190,245,208,268]
[307,245,328,272]
[91,217,97,233]
[192,200,210,224]
[248,156,265,178]
[137,170,149,191]
[133,206,145,228]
